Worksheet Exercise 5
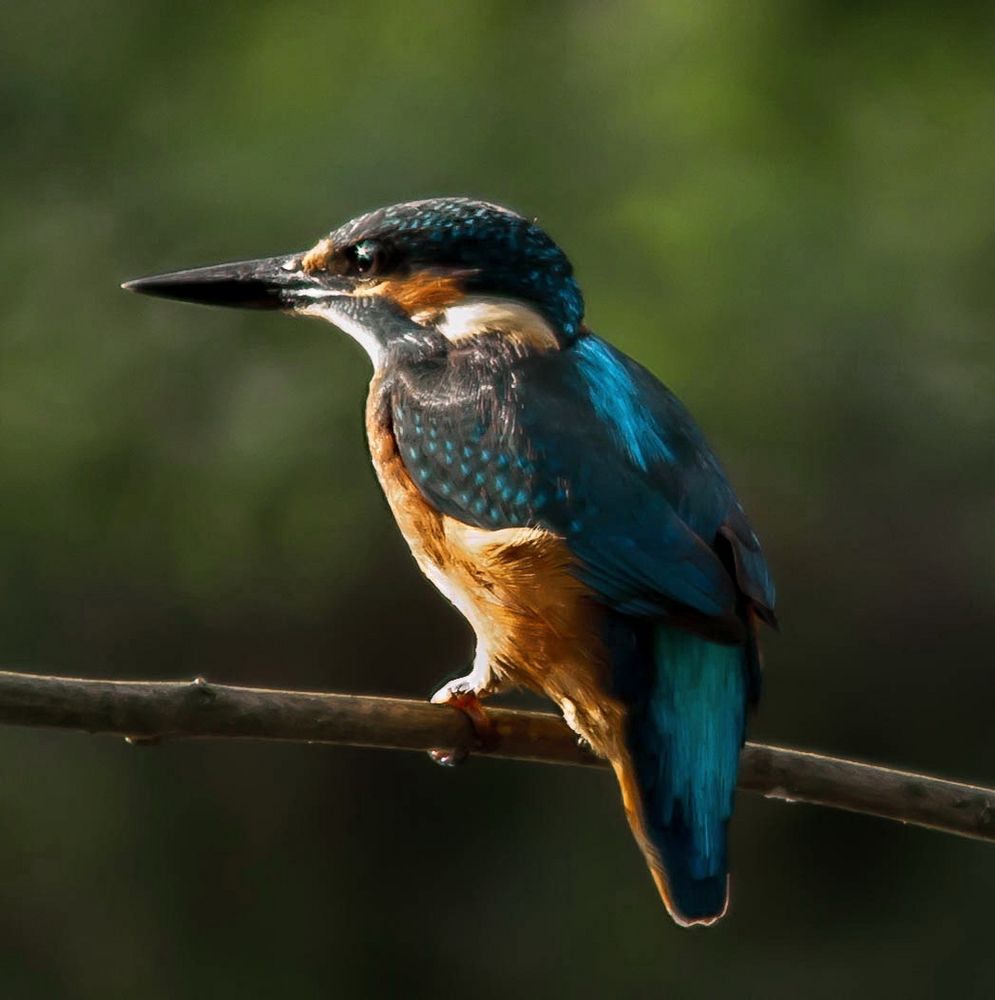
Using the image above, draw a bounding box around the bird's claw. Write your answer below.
[428,690,497,766]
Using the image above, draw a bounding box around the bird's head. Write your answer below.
[124,197,584,366]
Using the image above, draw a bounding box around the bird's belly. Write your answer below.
[365,393,625,751]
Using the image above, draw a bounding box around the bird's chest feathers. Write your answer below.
[364,378,459,601]
[363,374,609,713]
[364,376,532,630]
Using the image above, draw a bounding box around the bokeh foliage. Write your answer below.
[1,2,993,997]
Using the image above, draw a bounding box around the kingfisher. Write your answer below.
[123,197,776,927]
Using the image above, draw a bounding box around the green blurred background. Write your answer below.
[1,2,993,997]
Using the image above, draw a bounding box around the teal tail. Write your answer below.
[610,620,750,926]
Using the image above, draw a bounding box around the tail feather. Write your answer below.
[610,622,748,926]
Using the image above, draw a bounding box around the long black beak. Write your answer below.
[122,254,349,310]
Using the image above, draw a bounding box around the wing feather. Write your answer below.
[388,332,774,637]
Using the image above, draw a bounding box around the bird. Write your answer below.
[123,197,776,927]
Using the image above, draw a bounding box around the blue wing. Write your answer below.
[389,333,775,638]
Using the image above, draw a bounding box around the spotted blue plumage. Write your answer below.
[391,330,774,632]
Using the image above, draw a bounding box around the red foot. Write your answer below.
[429,691,498,766]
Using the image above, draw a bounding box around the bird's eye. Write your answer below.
[346,239,385,278]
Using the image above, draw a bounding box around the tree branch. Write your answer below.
[0,668,991,844]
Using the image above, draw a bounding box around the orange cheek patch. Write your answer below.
[380,272,465,316]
